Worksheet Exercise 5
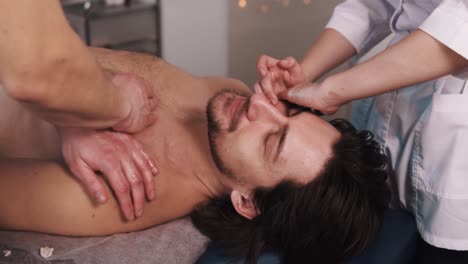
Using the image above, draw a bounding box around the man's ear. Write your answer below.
[230,190,259,220]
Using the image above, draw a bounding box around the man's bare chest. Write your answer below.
[134,112,212,178]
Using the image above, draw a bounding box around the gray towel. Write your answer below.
[0,217,209,264]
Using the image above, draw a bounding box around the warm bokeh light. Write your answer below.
[239,0,247,8]
[304,0,312,5]
[260,4,269,13]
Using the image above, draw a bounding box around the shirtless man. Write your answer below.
[0,48,389,262]
[1,0,159,222]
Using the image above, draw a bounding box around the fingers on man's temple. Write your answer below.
[260,74,278,104]
[257,55,278,76]
[266,57,279,67]
[279,56,297,68]
[283,71,292,85]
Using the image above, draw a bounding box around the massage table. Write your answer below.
[0,218,208,264]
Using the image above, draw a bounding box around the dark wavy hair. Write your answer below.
[191,119,391,264]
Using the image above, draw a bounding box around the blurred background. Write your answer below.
[61,0,363,118]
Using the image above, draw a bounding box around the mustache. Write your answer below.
[228,97,250,133]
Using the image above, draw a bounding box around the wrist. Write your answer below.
[299,61,317,83]
[320,74,349,109]
[105,71,132,126]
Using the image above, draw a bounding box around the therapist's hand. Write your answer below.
[111,73,158,133]
[255,55,306,104]
[278,81,341,115]
[59,128,158,221]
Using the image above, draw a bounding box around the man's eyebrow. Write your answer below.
[274,125,289,162]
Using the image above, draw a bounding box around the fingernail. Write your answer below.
[149,190,155,200]
[151,166,158,176]
[136,209,143,218]
[140,151,158,175]
[128,213,135,221]
[271,97,278,104]
[96,192,106,203]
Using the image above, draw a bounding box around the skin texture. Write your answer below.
[0,49,338,236]
[59,128,158,221]
[206,91,340,219]
[0,0,156,131]
[0,1,159,215]
[207,91,339,190]
[0,49,246,236]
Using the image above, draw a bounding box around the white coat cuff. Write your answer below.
[419,2,468,79]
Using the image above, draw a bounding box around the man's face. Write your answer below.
[207,90,340,190]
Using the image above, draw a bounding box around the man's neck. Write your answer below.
[179,112,229,199]
[192,159,229,199]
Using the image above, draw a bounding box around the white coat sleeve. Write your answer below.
[325,0,395,56]
[419,0,468,79]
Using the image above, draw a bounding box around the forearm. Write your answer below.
[0,0,130,128]
[300,28,356,82]
[323,30,468,105]
[11,51,131,128]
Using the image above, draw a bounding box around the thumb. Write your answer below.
[278,85,316,108]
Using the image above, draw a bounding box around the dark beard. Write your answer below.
[206,89,250,178]
[206,91,234,177]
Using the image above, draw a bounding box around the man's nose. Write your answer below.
[247,93,288,124]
